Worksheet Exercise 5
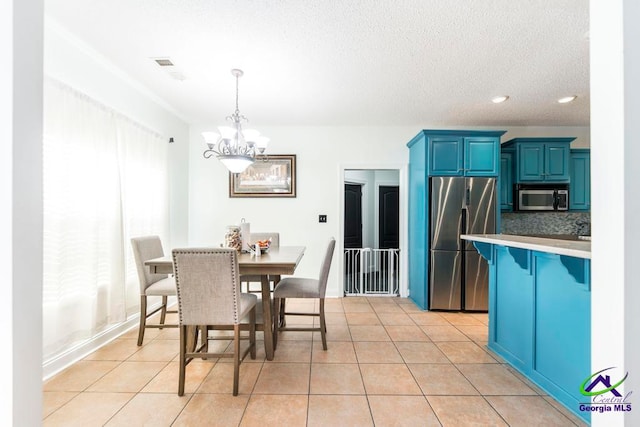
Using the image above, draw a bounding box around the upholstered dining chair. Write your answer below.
[240,232,280,293]
[172,248,257,396]
[131,236,178,346]
[273,237,336,350]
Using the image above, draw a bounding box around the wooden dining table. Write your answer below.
[145,246,306,361]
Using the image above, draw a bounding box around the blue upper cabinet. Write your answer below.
[502,138,574,183]
[499,150,514,211]
[425,131,503,177]
[570,149,590,211]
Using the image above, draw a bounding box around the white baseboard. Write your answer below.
[42,298,176,381]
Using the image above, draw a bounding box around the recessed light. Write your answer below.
[491,96,509,104]
[558,96,577,104]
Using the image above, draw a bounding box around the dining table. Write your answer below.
[145,246,306,361]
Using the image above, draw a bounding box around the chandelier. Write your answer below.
[202,69,269,173]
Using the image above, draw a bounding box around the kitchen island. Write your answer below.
[461,234,591,424]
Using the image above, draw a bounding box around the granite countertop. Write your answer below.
[461,234,591,259]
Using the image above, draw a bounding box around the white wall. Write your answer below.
[2,0,43,424]
[44,19,190,247]
[591,0,640,425]
[188,125,589,297]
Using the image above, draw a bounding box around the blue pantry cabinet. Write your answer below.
[502,138,574,183]
[569,149,590,211]
[407,130,506,309]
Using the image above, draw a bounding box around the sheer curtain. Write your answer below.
[42,78,169,362]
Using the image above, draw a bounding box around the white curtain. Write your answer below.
[42,78,169,362]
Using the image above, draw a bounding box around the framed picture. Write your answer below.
[229,154,297,198]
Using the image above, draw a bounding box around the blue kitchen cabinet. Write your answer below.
[499,151,513,211]
[407,130,506,309]
[502,138,574,183]
[569,149,590,211]
[429,134,501,177]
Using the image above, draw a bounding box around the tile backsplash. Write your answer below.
[501,212,591,236]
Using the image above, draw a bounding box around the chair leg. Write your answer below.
[273,297,280,351]
[279,298,286,327]
[319,298,328,351]
[233,324,240,396]
[200,326,208,359]
[159,295,168,328]
[137,295,147,346]
[250,307,256,359]
[178,325,186,396]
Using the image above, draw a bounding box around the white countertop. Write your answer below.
[461,234,591,259]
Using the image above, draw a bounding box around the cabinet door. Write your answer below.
[544,143,570,182]
[429,137,463,176]
[500,152,513,211]
[517,143,545,181]
[464,137,499,176]
[570,151,590,211]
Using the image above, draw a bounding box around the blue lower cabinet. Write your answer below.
[480,245,591,424]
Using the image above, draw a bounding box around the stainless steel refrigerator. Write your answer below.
[429,177,495,311]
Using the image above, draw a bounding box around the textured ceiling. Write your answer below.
[45,0,590,127]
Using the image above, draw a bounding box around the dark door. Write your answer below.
[344,184,363,248]
[379,186,399,249]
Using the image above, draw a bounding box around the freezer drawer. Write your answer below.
[464,250,489,311]
[429,250,462,310]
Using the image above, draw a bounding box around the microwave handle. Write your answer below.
[552,190,559,210]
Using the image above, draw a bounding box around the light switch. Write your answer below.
[319,215,327,223]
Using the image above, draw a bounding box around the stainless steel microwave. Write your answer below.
[514,184,569,211]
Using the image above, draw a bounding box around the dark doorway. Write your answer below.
[379,185,400,249]
[344,183,363,248]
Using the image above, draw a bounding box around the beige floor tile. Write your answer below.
[43,392,134,427]
[307,395,373,427]
[173,393,249,427]
[323,312,348,325]
[83,339,141,361]
[271,340,312,363]
[324,299,345,313]
[314,324,352,341]
[360,364,422,395]
[197,362,262,394]
[377,312,416,325]
[371,303,405,313]
[142,360,214,393]
[367,296,399,304]
[349,325,391,341]
[253,362,310,394]
[105,392,191,426]
[87,361,168,392]
[385,325,430,342]
[409,364,479,396]
[409,312,450,326]
[542,396,590,427]
[277,329,314,340]
[42,391,79,419]
[436,342,498,364]
[438,312,485,326]
[312,341,357,363]
[342,303,374,314]
[396,342,450,363]
[471,312,489,325]
[284,314,315,325]
[354,341,403,363]
[456,324,489,342]
[121,326,159,341]
[154,326,181,340]
[343,296,369,303]
[309,363,365,394]
[427,396,508,426]
[126,338,179,362]
[457,364,537,395]
[346,312,381,325]
[43,361,121,391]
[486,396,577,426]
[420,325,470,341]
[400,302,424,313]
[368,395,442,427]
[240,394,308,427]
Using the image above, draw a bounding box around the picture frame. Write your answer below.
[229,154,297,198]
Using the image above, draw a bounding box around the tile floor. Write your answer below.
[43,297,588,426]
